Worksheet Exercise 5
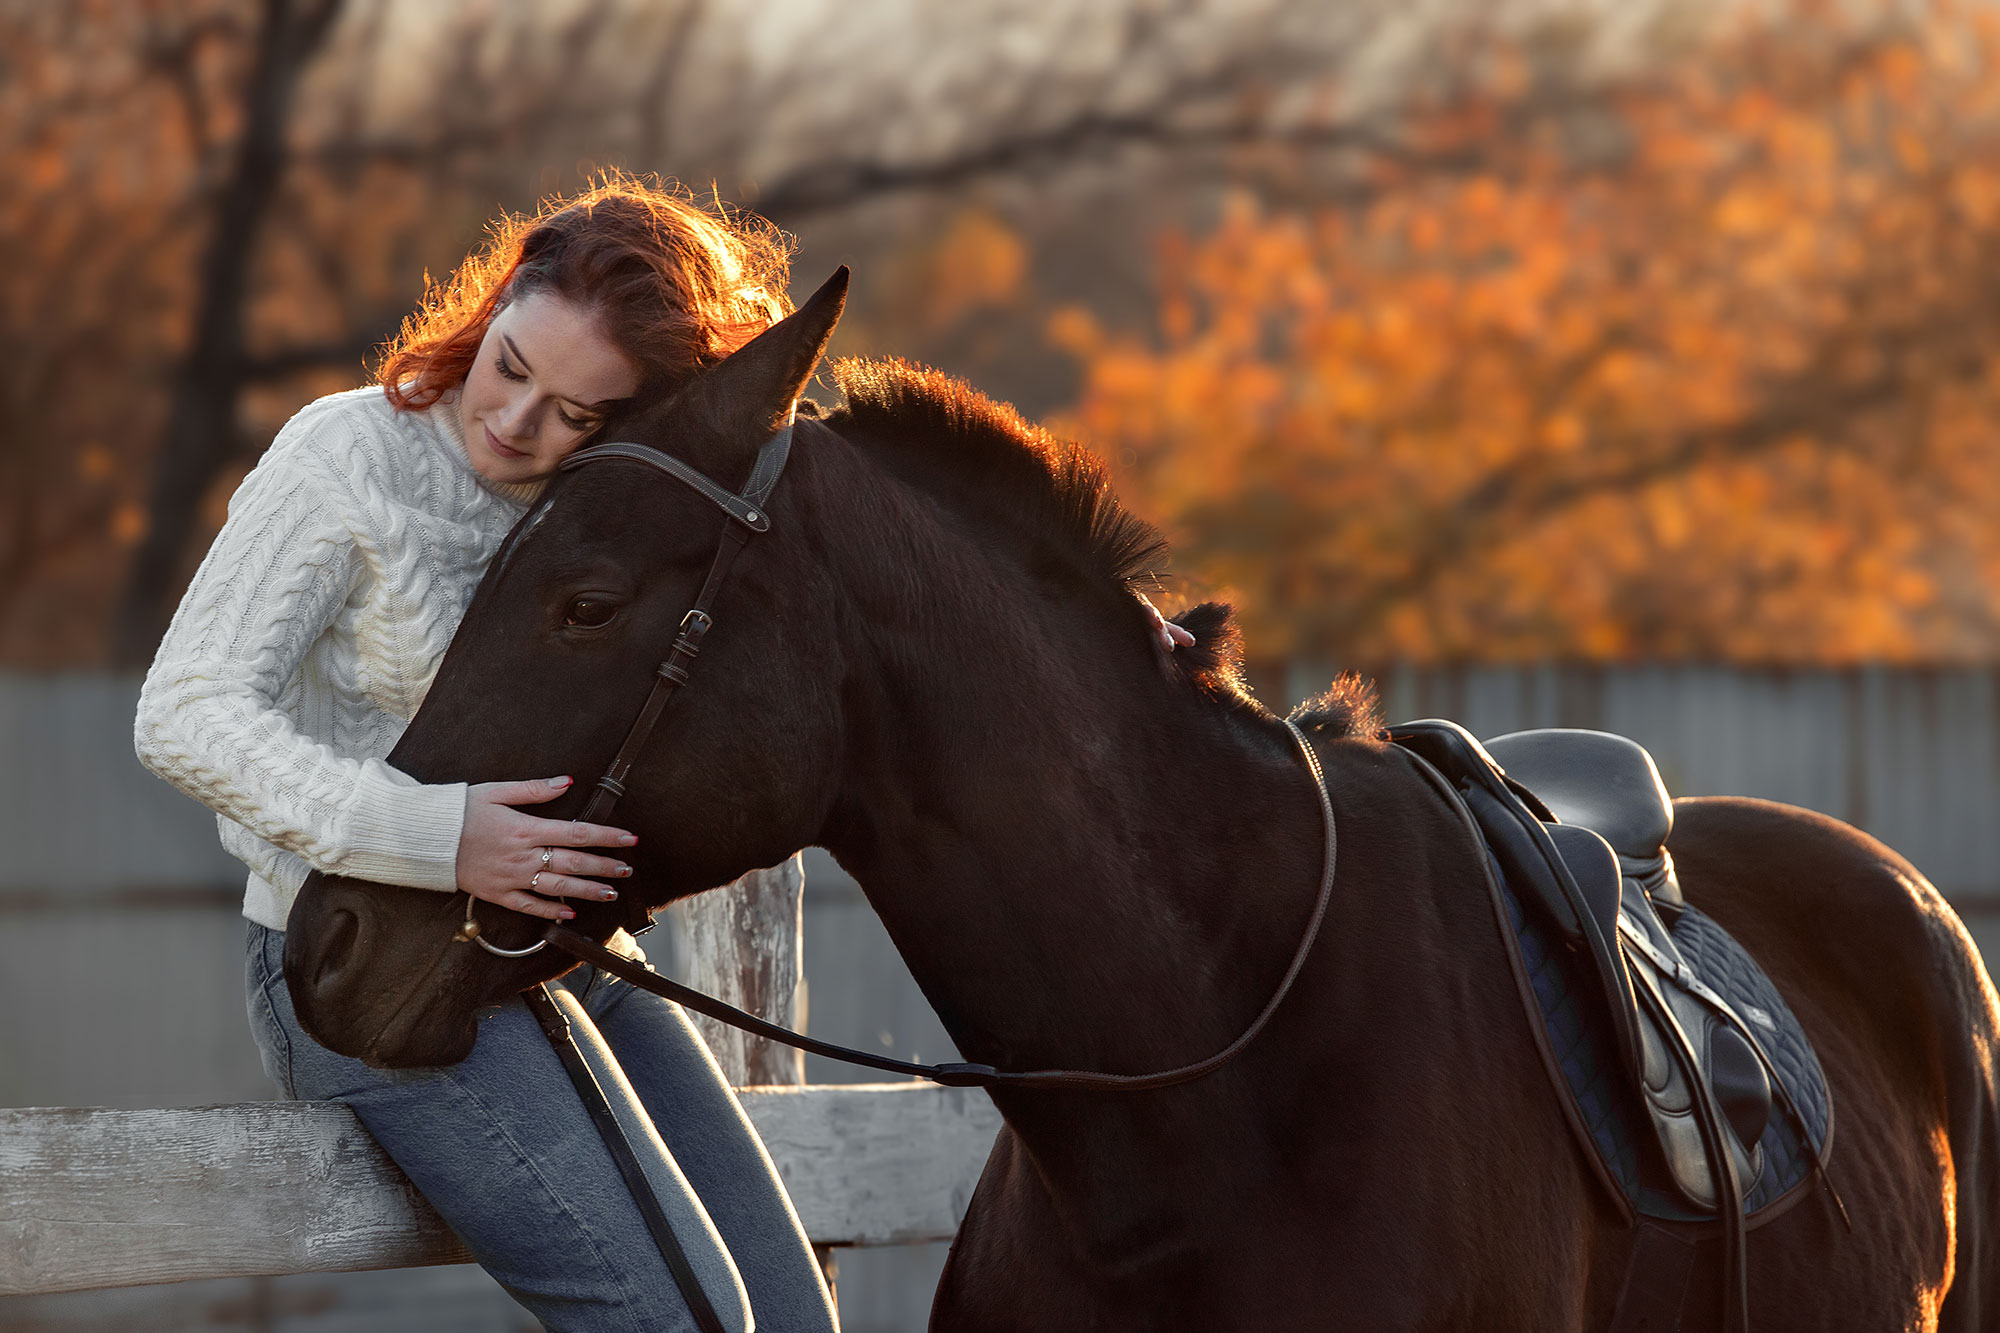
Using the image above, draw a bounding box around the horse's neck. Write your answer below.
[806,447,1393,1268]
[810,445,1319,1064]
[818,489,1328,1085]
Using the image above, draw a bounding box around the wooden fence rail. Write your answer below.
[0,1086,1001,1298]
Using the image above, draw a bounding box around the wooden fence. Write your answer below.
[0,673,973,1316]
[0,1087,1001,1298]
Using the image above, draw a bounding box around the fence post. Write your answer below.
[670,853,807,1086]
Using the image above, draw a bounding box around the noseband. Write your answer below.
[454,413,797,956]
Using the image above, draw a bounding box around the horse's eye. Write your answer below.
[564,598,617,628]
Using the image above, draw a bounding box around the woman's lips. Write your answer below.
[484,426,527,460]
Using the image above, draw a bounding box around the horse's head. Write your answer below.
[285,269,850,1067]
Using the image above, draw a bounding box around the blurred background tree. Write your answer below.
[1053,2,2000,666]
[1,0,1357,664]
[6,0,1995,674]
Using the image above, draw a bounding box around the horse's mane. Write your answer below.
[821,357,1377,736]
[827,358,1167,589]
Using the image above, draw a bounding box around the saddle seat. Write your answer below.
[1484,728,1684,919]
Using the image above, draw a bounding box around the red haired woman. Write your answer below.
[136,177,838,1332]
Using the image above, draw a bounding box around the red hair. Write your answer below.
[377,175,794,410]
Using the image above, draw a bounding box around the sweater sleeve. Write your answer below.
[134,443,468,893]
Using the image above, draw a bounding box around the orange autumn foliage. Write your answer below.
[1051,5,2000,664]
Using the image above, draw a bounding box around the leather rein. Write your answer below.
[455,415,1341,1095]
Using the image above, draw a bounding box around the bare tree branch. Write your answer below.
[112,0,346,665]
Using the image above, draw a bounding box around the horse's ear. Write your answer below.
[692,266,848,443]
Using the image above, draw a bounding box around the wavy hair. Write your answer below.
[377,174,794,410]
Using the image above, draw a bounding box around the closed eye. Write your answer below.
[497,354,596,433]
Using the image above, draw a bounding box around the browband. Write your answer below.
[559,412,796,532]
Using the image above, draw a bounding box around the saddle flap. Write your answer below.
[1623,947,1769,1212]
[1389,719,1643,1080]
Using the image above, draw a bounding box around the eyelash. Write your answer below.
[494,355,595,432]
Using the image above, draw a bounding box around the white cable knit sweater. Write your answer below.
[135,385,542,931]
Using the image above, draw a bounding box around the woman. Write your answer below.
[135,177,838,1333]
[136,175,1193,1331]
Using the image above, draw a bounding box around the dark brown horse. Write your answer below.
[286,272,2000,1329]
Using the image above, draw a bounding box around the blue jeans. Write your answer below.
[245,920,837,1333]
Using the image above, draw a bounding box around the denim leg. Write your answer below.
[583,967,839,1333]
[243,921,755,1333]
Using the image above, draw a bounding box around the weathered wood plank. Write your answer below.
[0,1085,1000,1297]
[0,1102,464,1296]
[742,1083,1000,1248]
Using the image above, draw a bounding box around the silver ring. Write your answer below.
[530,869,546,891]
[458,894,548,958]
[540,846,554,871]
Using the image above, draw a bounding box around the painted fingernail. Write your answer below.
[601,889,619,901]
[617,865,633,877]
[618,834,638,846]
[560,909,576,920]
[551,776,572,789]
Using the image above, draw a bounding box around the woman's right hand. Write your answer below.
[455,776,636,921]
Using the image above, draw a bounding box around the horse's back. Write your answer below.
[1669,795,1997,1079]
[1670,795,2000,1330]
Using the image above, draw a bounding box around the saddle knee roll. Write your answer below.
[1707,1021,1772,1156]
[1630,961,1771,1212]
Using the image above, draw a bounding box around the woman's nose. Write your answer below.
[497,391,539,439]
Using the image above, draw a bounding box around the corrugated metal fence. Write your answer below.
[1308,662,2000,903]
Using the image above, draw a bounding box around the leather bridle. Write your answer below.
[453,412,797,956]
[450,410,1341,1095]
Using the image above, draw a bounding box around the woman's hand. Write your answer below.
[456,776,635,922]
[1141,596,1197,653]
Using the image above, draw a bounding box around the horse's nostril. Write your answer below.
[315,908,361,991]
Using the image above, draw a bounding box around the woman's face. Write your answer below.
[458,289,642,485]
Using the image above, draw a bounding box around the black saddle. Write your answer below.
[1483,728,1779,1205]
[1385,720,1838,1333]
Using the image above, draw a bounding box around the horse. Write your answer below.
[285,269,2000,1329]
